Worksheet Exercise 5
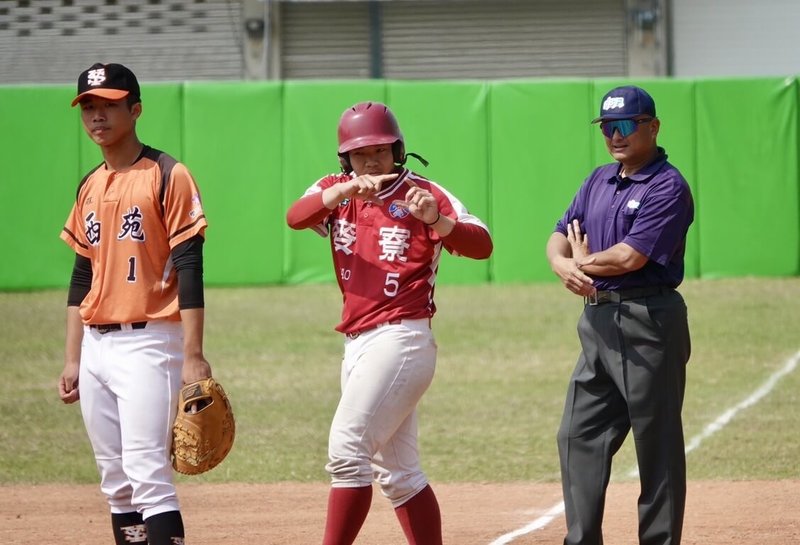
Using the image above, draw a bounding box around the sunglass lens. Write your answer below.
[601,119,637,138]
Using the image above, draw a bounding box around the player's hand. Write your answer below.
[58,361,80,404]
[182,354,212,385]
[344,173,398,204]
[401,179,440,225]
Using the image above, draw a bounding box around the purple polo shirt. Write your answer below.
[555,148,694,290]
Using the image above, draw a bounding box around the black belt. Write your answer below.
[90,322,147,334]
[584,286,670,306]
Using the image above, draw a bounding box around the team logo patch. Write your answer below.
[388,200,410,219]
[87,68,107,87]
[184,383,203,399]
[121,523,147,542]
[626,199,641,210]
[602,96,625,111]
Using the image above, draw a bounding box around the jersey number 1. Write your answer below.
[127,256,137,283]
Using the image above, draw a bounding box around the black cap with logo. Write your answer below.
[71,63,141,107]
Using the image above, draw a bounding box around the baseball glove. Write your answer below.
[171,377,235,475]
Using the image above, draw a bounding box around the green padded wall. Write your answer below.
[281,80,387,284]
[0,85,79,289]
[182,82,284,285]
[489,79,596,283]
[1,77,799,290]
[387,80,491,284]
[695,78,799,277]
[135,83,184,160]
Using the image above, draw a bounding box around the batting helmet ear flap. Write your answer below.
[338,153,352,173]
[392,141,406,164]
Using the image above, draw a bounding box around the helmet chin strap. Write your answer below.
[403,152,429,168]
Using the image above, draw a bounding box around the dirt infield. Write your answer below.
[2,480,798,544]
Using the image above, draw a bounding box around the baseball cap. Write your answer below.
[71,63,140,107]
[591,85,656,123]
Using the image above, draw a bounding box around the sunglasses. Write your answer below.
[600,118,653,139]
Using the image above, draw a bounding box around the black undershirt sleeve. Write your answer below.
[172,234,205,309]
[67,254,92,306]
[67,237,205,309]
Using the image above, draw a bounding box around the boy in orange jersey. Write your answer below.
[58,62,212,545]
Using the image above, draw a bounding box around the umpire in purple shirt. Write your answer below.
[546,85,693,545]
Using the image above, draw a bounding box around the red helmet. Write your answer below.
[337,102,405,164]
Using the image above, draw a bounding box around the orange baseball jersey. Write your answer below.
[61,146,207,325]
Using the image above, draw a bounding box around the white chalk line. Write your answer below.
[488,350,800,545]
[487,501,566,544]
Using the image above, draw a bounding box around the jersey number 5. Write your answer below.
[384,272,400,297]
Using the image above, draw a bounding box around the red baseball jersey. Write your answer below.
[296,168,490,334]
[61,146,207,325]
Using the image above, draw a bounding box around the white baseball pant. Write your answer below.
[78,320,183,519]
[326,318,437,507]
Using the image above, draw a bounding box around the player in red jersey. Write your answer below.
[287,101,493,544]
[58,62,211,545]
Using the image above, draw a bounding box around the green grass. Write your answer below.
[1,277,799,485]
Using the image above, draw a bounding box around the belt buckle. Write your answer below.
[96,324,118,334]
[346,331,360,340]
[584,291,599,306]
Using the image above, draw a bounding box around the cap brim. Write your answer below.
[71,89,129,107]
[592,112,657,123]
[591,113,638,124]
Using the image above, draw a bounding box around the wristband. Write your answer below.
[424,212,441,226]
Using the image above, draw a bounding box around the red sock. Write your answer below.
[394,485,443,545]
[322,485,373,545]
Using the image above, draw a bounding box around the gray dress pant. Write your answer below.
[557,289,691,545]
